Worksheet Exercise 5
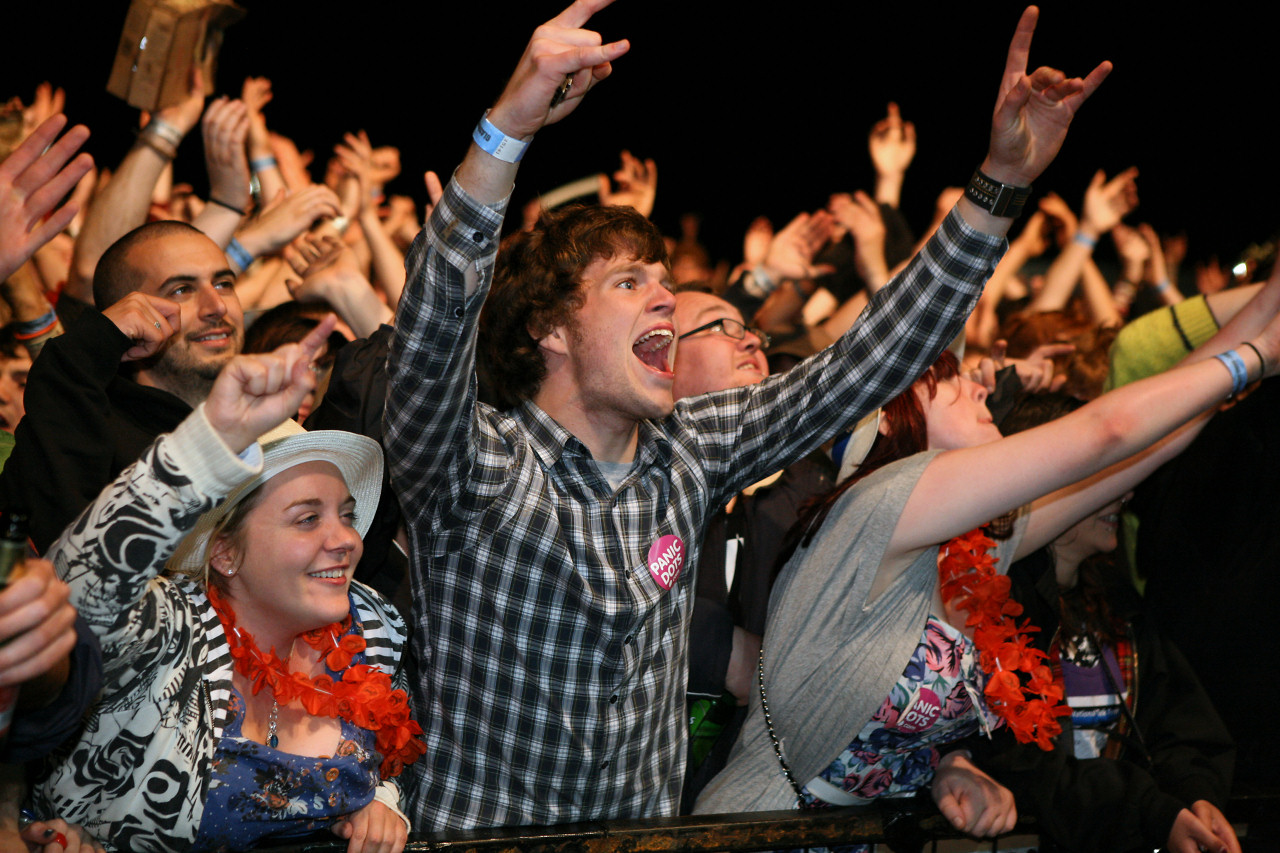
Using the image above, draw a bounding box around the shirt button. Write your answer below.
[600,759,610,769]
[609,693,619,705]
[453,306,464,319]
[472,230,485,243]
[623,634,634,645]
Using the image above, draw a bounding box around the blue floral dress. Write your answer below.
[799,615,997,807]
[190,620,381,853]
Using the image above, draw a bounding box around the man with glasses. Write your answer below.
[671,285,842,808]
[385,0,1109,829]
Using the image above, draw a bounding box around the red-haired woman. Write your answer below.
[693,282,1279,853]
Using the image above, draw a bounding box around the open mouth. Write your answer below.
[633,328,674,374]
[309,568,348,582]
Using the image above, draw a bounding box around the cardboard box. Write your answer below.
[107,0,244,113]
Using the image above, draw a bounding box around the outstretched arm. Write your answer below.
[891,272,1280,558]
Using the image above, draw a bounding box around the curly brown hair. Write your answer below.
[478,204,667,410]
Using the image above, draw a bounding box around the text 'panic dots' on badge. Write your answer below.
[646,535,685,590]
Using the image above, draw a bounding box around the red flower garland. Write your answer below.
[207,586,427,778]
[938,527,1069,750]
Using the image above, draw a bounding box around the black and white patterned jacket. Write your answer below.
[32,408,407,852]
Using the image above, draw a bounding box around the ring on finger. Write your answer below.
[153,321,162,330]
[53,832,69,849]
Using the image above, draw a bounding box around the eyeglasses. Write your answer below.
[676,317,771,351]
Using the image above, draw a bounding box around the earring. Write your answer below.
[225,568,236,577]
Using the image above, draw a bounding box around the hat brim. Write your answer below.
[170,430,384,576]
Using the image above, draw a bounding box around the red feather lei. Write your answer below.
[938,526,1069,750]
[207,586,427,778]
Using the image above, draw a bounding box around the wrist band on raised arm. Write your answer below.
[472,111,530,163]
[135,133,176,161]
[209,197,247,217]
[963,168,1032,219]
[1154,279,1172,294]
[146,117,184,148]
[1072,231,1098,250]
[250,156,279,174]
[225,238,253,272]
[1214,349,1249,397]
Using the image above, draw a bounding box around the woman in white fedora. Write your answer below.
[30,316,422,853]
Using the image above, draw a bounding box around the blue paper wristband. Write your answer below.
[226,238,253,272]
[1214,349,1249,397]
[472,111,529,163]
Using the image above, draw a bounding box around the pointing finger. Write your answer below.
[549,0,619,29]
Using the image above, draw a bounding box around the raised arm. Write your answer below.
[384,0,629,517]
[891,274,1280,558]
[190,98,252,248]
[66,79,205,304]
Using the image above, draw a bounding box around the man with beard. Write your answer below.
[0,221,245,550]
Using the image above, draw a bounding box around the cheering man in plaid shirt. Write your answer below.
[385,0,1110,830]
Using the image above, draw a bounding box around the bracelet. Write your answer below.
[249,155,278,173]
[209,197,247,217]
[1241,340,1267,377]
[963,168,1032,219]
[135,133,175,161]
[1072,231,1098,249]
[146,117,184,148]
[742,264,779,299]
[472,110,529,163]
[1154,279,1172,293]
[225,238,253,272]
[13,308,58,340]
[1214,349,1249,397]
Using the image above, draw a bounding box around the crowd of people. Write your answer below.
[0,2,1272,852]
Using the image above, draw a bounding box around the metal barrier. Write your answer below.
[265,791,1279,853]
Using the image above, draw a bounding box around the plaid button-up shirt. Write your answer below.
[385,179,1004,830]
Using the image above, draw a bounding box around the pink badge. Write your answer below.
[646,535,685,590]
[894,687,942,733]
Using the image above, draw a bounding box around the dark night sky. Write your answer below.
[10,2,1279,269]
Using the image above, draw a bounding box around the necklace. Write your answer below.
[207,586,427,777]
[938,526,1068,750]
[266,699,279,748]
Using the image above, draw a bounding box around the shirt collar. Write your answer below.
[514,400,672,472]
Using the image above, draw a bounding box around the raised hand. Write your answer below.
[868,102,916,207]
[597,150,657,217]
[0,115,93,282]
[487,0,630,140]
[202,97,252,212]
[154,67,207,138]
[20,82,66,141]
[762,210,837,281]
[984,6,1112,187]
[334,131,377,212]
[238,185,342,259]
[742,216,774,268]
[868,103,916,177]
[1079,167,1138,237]
[830,191,889,288]
[423,170,445,221]
[1036,192,1078,248]
[240,77,274,156]
[204,315,337,452]
[1110,223,1151,283]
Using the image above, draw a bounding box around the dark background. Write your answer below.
[10,1,1278,269]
